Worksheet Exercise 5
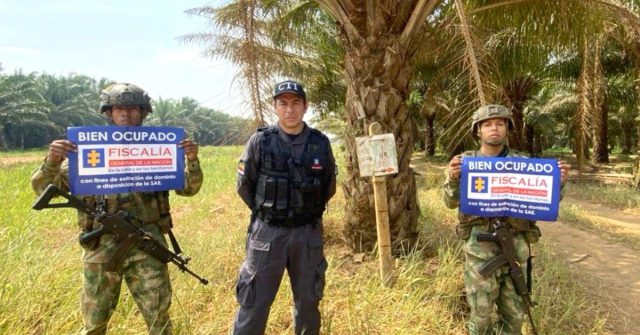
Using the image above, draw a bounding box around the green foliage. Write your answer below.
[0,72,254,150]
[145,97,253,146]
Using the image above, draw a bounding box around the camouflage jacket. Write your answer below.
[442,148,565,242]
[31,157,203,263]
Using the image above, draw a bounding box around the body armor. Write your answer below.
[254,126,330,224]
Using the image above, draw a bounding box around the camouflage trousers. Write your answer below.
[81,253,173,335]
[464,225,530,335]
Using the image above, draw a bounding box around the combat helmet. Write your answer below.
[471,104,514,134]
[99,83,152,114]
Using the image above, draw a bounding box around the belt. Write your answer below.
[256,212,317,228]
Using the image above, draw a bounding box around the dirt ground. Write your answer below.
[0,155,42,166]
[541,196,640,335]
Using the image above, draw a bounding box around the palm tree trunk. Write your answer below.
[425,113,436,156]
[632,61,640,189]
[635,107,640,189]
[524,123,535,157]
[0,126,7,151]
[341,36,419,254]
[315,0,439,254]
[502,76,539,152]
[576,40,594,175]
[621,121,632,154]
[592,103,609,163]
[534,131,543,157]
[592,34,609,163]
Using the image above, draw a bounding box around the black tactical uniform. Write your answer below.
[233,120,336,335]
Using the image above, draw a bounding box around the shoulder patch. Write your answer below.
[237,159,246,175]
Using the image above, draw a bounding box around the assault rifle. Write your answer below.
[33,184,209,285]
[477,218,537,335]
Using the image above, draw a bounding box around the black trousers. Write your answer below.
[233,218,328,335]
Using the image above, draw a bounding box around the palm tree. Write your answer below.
[190,0,640,251]
[0,72,54,149]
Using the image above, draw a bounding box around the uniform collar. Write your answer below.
[276,122,310,144]
[477,146,509,157]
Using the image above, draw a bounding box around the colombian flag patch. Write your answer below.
[237,160,245,175]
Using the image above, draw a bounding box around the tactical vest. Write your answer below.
[254,126,330,222]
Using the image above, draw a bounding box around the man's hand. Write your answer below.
[180,139,199,161]
[47,140,77,163]
[448,154,462,181]
[558,160,571,184]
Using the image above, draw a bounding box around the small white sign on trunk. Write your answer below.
[356,133,398,177]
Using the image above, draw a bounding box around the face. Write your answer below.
[479,118,508,146]
[273,93,307,134]
[107,105,143,126]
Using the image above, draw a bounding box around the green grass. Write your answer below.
[560,204,640,251]
[565,182,640,210]
[0,148,46,158]
[0,146,607,334]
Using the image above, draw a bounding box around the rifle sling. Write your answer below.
[527,241,533,294]
[167,230,183,256]
[87,195,105,234]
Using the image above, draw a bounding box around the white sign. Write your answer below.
[356,133,399,177]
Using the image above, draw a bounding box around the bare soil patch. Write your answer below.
[0,155,42,166]
[541,218,640,335]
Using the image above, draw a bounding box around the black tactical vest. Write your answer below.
[254,126,330,222]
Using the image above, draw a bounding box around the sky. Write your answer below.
[0,0,253,118]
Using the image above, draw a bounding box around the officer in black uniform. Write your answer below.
[233,80,337,335]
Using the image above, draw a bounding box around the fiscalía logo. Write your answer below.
[471,176,488,193]
[83,148,105,168]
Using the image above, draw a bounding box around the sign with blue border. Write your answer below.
[67,126,185,195]
[460,157,561,221]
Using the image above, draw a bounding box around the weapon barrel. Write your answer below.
[477,232,497,242]
[182,266,209,285]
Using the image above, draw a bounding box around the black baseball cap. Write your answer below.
[273,80,306,100]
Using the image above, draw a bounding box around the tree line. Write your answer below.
[0,71,254,150]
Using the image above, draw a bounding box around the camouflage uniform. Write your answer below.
[443,148,549,335]
[31,155,203,334]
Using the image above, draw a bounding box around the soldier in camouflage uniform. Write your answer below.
[31,83,203,335]
[443,105,570,335]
